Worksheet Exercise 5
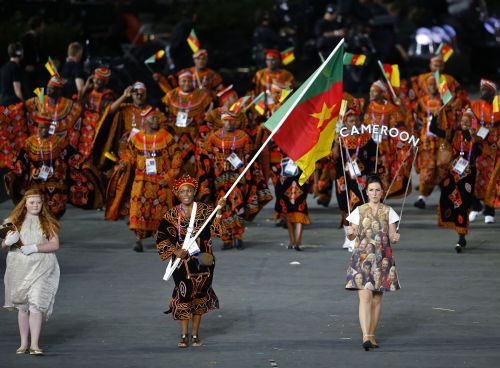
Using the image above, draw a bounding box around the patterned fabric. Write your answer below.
[346,204,401,292]
[363,100,411,198]
[335,133,376,214]
[9,135,70,217]
[274,169,311,225]
[185,66,223,92]
[413,95,448,196]
[201,128,272,242]
[469,100,500,200]
[123,129,182,238]
[252,68,296,97]
[156,202,224,320]
[0,103,28,169]
[25,96,82,148]
[438,130,479,234]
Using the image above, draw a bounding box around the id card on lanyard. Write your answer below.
[478,101,493,139]
[176,94,192,127]
[47,100,60,135]
[371,105,385,144]
[38,137,53,181]
[344,137,362,178]
[144,134,157,175]
[453,137,472,175]
[425,105,436,137]
[221,130,243,169]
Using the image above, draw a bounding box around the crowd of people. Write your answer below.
[0,1,498,354]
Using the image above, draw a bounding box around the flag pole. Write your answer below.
[163,39,346,281]
[383,146,413,202]
[396,146,419,231]
[338,136,351,215]
[377,60,398,101]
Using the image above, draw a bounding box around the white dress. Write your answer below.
[3,214,60,319]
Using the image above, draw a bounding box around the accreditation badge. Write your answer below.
[48,122,57,135]
[282,158,299,177]
[226,153,243,170]
[426,116,436,137]
[453,157,469,175]
[145,158,157,175]
[175,111,189,127]
[38,165,52,181]
[477,126,489,139]
[347,160,362,179]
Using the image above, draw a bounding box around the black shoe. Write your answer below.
[413,198,426,209]
[235,239,245,250]
[222,242,233,250]
[133,241,143,252]
[458,235,467,248]
[362,340,373,351]
[294,245,302,251]
[455,244,462,253]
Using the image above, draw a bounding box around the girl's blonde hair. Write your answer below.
[8,188,60,238]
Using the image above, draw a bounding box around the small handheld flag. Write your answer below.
[45,57,59,77]
[434,71,453,105]
[435,43,453,62]
[492,95,499,113]
[343,52,366,66]
[279,89,292,103]
[33,87,44,105]
[187,29,201,53]
[281,47,295,66]
[229,96,250,113]
[145,50,165,64]
[382,63,400,88]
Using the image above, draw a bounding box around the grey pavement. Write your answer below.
[0,180,499,368]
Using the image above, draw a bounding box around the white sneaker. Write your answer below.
[485,215,495,224]
[469,211,481,222]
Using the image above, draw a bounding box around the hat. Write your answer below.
[216,85,237,105]
[133,81,146,91]
[140,106,159,119]
[371,80,388,93]
[265,49,281,60]
[462,108,478,128]
[480,78,497,93]
[193,49,208,58]
[221,112,238,120]
[94,67,111,81]
[178,70,193,81]
[173,175,199,194]
[48,75,66,88]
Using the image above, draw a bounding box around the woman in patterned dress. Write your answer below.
[156,175,226,348]
[345,174,401,350]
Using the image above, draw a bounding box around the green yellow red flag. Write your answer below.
[434,71,453,105]
[281,47,295,66]
[492,95,499,114]
[343,52,366,66]
[229,96,250,113]
[264,40,344,185]
[382,63,400,87]
[33,87,44,105]
[279,88,292,103]
[145,50,165,64]
[435,43,453,62]
[187,29,200,53]
[45,57,59,77]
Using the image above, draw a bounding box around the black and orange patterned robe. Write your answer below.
[156,202,224,320]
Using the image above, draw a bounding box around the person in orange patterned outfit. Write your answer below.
[109,107,183,252]
[78,68,115,168]
[5,117,71,218]
[162,70,212,176]
[468,79,499,224]
[363,80,410,199]
[202,113,271,250]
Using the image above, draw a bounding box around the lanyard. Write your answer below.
[37,137,53,167]
[193,71,207,88]
[480,101,494,127]
[220,128,236,155]
[45,99,60,121]
[460,135,473,161]
[143,134,157,157]
[178,93,193,112]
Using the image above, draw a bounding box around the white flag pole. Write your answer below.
[163,39,345,281]
[397,146,419,231]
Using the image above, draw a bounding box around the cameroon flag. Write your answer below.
[436,43,453,62]
[45,57,59,77]
[145,50,165,64]
[281,47,295,65]
[382,63,400,87]
[264,40,344,185]
[187,29,200,53]
[343,52,366,66]
[229,96,250,113]
[434,71,452,105]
